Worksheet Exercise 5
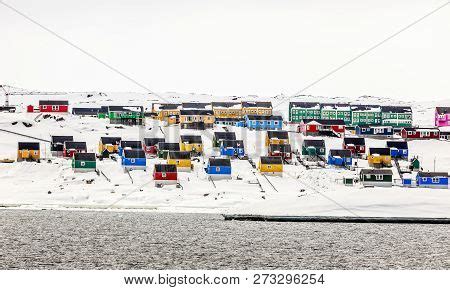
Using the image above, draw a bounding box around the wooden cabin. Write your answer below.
[258,156,283,175]
[121,149,147,171]
[143,137,165,155]
[302,139,326,161]
[211,102,243,118]
[99,137,121,156]
[328,149,352,167]
[298,119,345,137]
[51,136,73,157]
[157,142,180,159]
[151,103,181,123]
[119,140,142,156]
[17,142,40,162]
[241,101,272,116]
[215,117,244,127]
[367,147,392,168]
[220,140,245,158]
[265,130,289,147]
[180,135,203,155]
[106,106,145,126]
[245,115,283,130]
[39,100,69,113]
[72,153,96,172]
[416,172,449,189]
[386,141,408,159]
[63,141,87,158]
[153,164,178,187]
[213,132,236,147]
[401,127,440,140]
[179,110,215,129]
[268,144,292,161]
[343,137,366,155]
[355,125,393,138]
[167,151,192,171]
[205,158,232,179]
[360,168,393,187]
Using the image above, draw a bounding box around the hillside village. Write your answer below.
[0,89,449,216]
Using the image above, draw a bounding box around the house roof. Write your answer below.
[436,107,450,114]
[180,135,202,143]
[74,152,96,161]
[64,141,87,150]
[208,158,231,167]
[260,156,283,164]
[211,102,241,109]
[350,105,381,112]
[221,139,244,148]
[417,172,449,177]
[303,139,325,147]
[152,103,181,111]
[360,168,393,175]
[71,107,101,115]
[321,103,351,110]
[157,142,180,151]
[301,119,346,125]
[120,141,142,148]
[108,106,143,112]
[242,101,272,108]
[39,100,69,106]
[100,137,121,145]
[215,117,243,122]
[214,132,236,140]
[344,137,365,146]
[289,102,320,109]
[143,137,165,146]
[402,127,439,132]
[386,141,408,149]
[154,164,177,172]
[180,110,214,116]
[181,102,211,109]
[18,142,40,150]
[369,147,391,155]
[51,135,74,144]
[168,151,191,160]
[246,115,283,121]
[269,144,292,152]
[381,106,412,113]
[267,130,289,139]
[123,149,146,158]
[329,149,352,158]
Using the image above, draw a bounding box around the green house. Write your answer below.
[350,105,381,126]
[360,168,393,187]
[320,103,352,125]
[381,106,413,128]
[289,102,321,123]
[72,153,96,172]
[107,106,145,125]
[301,139,326,160]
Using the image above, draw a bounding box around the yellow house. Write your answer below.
[151,103,181,122]
[17,142,40,162]
[179,110,215,129]
[242,101,272,116]
[180,135,203,154]
[167,151,192,171]
[367,148,392,167]
[265,130,289,147]
[258,156,283,175]
[211,102,243,118]
[98,137,121,155]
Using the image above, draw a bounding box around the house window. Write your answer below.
[42,105,47,110]
[375,175,383,180]
[216,167,220,172]
[52,105,59,111]
[162,172,167,178]
[80,161,85,166]
[407,131,412,136]
[432,177,439,183]
[131,159,135,163]
[274,121,279,125]
[422,177,427,182]
[267,165,272,169]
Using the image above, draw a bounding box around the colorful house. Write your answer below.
[241,101,272,116]
[72,153,96,172]
[51,135,73,157]
[213,132,236,147]
[220,140,245,158]
[439,131,450,141]
[63,141,87,158]
[360,168,393,187]
[215,117,243,127]
[416,172,449,189]
[180,135,203,155]
[205,158,232,179]
[245,115,283,130]
[288,102,321,123]
[122,149,147,170]
[401,127,440,140]
[328,149,352,167]
[143,137,165,155]
[268,144,292,161]
[320,103,352,125]
[167,151,192,171]
[99,137,121,156]
[266,130,289,147]
[381,106,413,127]
[355,125,393,138]
[151,103,182,124]
[153,164,178,187]
[302,139,326,160]
[157,142,180,159]
[182,102,212,110]
[107,106,145,125]
[17,142,40,162]
[350,105,381,126]
[71,107,103,116]
[343,137,366,155]
[179,110,215,129]
[298,119,345,137]
[119,141,142,156]
[386,141,408,159]
[435,107,450,127]
[258,156,283,175]
[39,100,69,113]
[211,102,242,118]
[367,147,392,168]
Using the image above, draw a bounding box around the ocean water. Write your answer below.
[0,209,449,269]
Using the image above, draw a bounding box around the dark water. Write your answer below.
[0,209,449,269]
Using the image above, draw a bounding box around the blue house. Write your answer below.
[355,126,393,138]
[416,172,449,189]
[205,158,232,179]
[119,140,142,156]
[215,118,243,127]
[245,115,283,130]
[328,149,352,167]
[220,140,245,158]
[386,141,408,159]
[122,149,147,170]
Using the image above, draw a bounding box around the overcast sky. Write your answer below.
[1,0,449,100]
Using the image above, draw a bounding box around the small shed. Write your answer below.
[258,156,283,175]
[416,172,449,189]
[386,141,408,159]
[119,140,142,156]
[360,168,393,187]
[343,137,366,155]
[213,132,236,147]
[206,158,232,179]
[302,139,326,160]
[153,164,178,186]
[180,135,203,154]
[99,137,121,156]
[266,130,289,146]
[328,149,352,167]
[72,153,96,172]
[268,144,292,161]
[122,149,147,170]
[367,148,392,168]
[63,141,87,158]
[17,142,40,162]
[157,142,181,159]
[220,139,245,158]
[167,151,192,171]
[143,137,165,155]
[51,136,73,157]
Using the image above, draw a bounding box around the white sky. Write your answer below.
[1,0,449,100]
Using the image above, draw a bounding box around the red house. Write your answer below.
[39,100,69,113]
[153,164,178,187]
[401,127,440,140]
[63,141,87,158]
[343,137,366,155]
[298,119,346,137]
[143,137,165,155]
[268,144,292,161]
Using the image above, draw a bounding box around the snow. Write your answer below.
[0,92,449,217]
